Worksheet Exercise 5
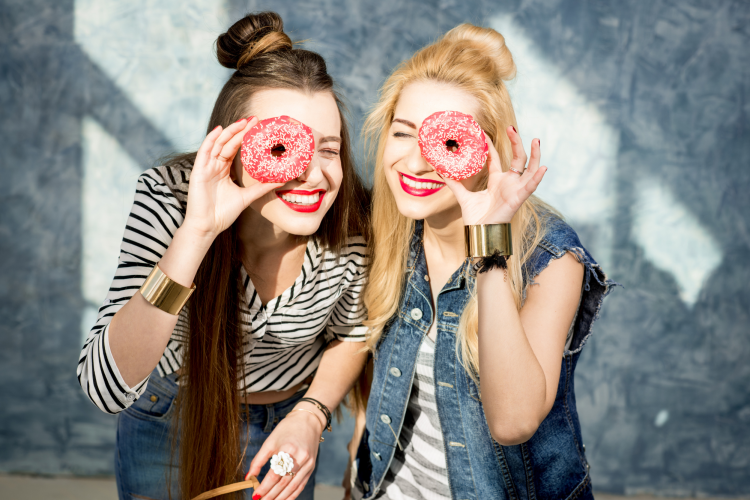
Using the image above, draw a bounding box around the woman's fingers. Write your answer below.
[506,125,528,174]
[255,471,287,499]
[240,182,284,210]
[484,133,503,177]
[442,177,472,205]
[522,165,548,196]
[267,460,315,500]
[523,138,541,177]
[248,441,277,479]
[218,116,259,166]
[194,125,223,169]
[209,119,252,164]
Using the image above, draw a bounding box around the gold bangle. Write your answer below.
[464,223,513,258]
[139,264,195,315]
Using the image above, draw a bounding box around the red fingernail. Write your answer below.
[213,125,220,131]
[235,118,246,123]
[253,495,261,500]
[512,126,517,133]
[538,139,541,149]
[247,116,256,121]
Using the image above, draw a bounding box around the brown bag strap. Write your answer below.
[190,477,260,500]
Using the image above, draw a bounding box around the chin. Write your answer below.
[392,195,439,221]
[268,214,324,236]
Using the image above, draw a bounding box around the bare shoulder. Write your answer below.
[524,252,584,305]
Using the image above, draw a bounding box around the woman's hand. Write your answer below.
[246,409,324,500]
[443,126,547,225]
[182,117,284,240]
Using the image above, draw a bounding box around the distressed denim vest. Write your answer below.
[355,217,616,500]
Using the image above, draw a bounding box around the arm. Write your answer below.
[248,340,368,500]
[443,126,560,444]
[77,118,282,410]
[249,253,369,500]
[477,252,583,444]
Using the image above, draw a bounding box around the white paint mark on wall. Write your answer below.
[632,178,722,307]
[654,409,669,427]
[74,1,230,151]
[490,15,618,272]
[80,116,142,343]
[75,1,232,342]
[490,15,722,306]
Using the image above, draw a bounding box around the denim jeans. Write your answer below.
[115,370,317,500]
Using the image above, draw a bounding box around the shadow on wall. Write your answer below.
[0,0,172,474]
[0,0,748,496]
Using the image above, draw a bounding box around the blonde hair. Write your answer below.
[362,24,557,385]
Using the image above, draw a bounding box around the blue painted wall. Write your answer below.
[1,0,748,495]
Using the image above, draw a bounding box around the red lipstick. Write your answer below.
[275,189,326,213]
[398,172,445,197]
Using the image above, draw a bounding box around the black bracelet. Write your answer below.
[299,397,332,432]
[471,251,508,275]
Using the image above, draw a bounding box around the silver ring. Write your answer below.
[509,167,524,176]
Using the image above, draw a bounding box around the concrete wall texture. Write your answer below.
[1,0,748,496]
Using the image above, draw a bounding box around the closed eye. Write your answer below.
[319,148,340,158]
[393,132,414,139]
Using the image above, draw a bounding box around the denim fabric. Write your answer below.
[115,370,318,500]
[355,217,616,500]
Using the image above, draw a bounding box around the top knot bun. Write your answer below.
[216,12,294,70]
[444,24,516,81]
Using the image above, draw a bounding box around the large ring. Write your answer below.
[508,167,524,176]
[270,451,295,477]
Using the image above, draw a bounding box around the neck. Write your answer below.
[237,208,303,263]
[423,204,466,264]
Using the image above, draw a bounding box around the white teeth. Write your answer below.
[402,175,442,190]
[280,192,321,205]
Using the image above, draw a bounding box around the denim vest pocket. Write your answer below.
[125,374,178,422]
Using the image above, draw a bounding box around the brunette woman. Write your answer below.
[77,12,369,500]
[348,24,616,500]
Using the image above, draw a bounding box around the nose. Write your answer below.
[296,155,325,185]
[403,141,433,176]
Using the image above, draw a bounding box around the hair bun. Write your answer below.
[444,24,516,81]
[216,12,293,70]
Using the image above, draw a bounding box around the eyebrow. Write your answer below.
[319,136,342,144]
[392,118,417,129]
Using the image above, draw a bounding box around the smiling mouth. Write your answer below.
[399,172,445,197]
[275,189,326,213]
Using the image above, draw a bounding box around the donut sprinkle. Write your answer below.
[241,115,315,183]
[418,110,488,181]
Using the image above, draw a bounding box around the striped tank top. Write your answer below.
[377,336,451,500]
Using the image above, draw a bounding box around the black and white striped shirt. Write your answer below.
[377,337,451,500]
[77,164,368,414]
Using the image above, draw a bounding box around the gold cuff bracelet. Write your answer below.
[139,264,195,315]
[464,223,513,258]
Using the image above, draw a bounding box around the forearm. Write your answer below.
[299,340,368,419]
[477,267,547,444]
[109,224,215,387]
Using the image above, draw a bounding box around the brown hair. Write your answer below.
[167,12,369,499]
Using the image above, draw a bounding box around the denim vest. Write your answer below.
[355,217,616,500]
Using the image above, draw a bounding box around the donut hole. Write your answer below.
[271,144,286,157]
[445,139,460,153]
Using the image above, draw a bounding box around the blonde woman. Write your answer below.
[348,24,616,500]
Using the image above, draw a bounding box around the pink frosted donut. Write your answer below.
[240,115,315,183]
[418,111,488,181]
